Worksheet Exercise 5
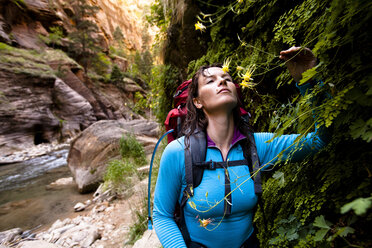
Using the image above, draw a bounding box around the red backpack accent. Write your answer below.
[164,79,249,143]
[164,80,191,143]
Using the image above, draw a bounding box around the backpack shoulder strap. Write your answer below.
[183,130,206,202]
[178,130,206,247]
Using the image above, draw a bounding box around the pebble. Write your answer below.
[73,202,86,212]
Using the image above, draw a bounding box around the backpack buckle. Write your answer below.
[173,90,182,98]
[210,160,215,169]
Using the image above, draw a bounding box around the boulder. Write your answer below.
[67,119,159,193]
[54,223,101,247]
[16,240,62,248]
[47,177,74,189]
[0,228,22,244]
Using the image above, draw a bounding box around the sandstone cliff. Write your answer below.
[0,0,148,51]
[0,0,155,157]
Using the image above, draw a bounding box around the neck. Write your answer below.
[206,112,235,160]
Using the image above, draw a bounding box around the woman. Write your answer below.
[153,47,327,248]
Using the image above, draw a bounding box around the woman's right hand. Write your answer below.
[279,47,317,82]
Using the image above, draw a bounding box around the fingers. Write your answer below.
[279,46,301,60]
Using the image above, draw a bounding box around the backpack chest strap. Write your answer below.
[194,159,248,170]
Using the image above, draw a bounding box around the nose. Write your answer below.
[218,77,227,86]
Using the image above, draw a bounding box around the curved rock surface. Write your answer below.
[68,119,159,193]
[0,45,147,157]
[0,48,99,155]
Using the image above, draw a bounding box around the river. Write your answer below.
[0,149,92,232]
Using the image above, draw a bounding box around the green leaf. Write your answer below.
[299,62,323,85]
[299,67,317,85]
[287,227,299,241]
[349,118,372,142]
[272,171,285,187]
[341,197,372,215]
[338,226,355,237]
[313,215,331,229]
[314,229,329,241]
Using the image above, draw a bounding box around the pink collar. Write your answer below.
[206,127,246,147]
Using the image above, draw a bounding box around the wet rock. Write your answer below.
[47,177,74,190]
[0,228,22,244]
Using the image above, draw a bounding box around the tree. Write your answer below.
[113,26,125,45]
[48,26,63,48]
[68,0,100,72]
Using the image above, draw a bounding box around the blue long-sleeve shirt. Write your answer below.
[153,83,327,248]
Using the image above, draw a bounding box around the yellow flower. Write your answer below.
[199,218,212,228]
[239,65,256,89]
[222,57,231,73]
[237,0,244,3]
[242,65,255,82]
[195,21,206,32]
[236,65,244,71]
[240,81,255,89]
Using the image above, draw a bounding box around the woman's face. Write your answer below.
[193,67,238,115]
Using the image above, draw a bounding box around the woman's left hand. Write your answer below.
[279,46,317,82]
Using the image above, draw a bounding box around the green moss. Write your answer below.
[0,42,81,78]
[0,42,15,51]
[41,49,82,68]
[0,54,56,79]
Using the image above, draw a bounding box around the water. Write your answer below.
[0,149,92,232]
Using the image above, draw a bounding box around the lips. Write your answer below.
[218,88,231,94]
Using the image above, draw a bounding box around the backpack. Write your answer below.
[147,80,265,245]
[164,79,191,143]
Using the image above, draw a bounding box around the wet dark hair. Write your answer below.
[182,64,252,149]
